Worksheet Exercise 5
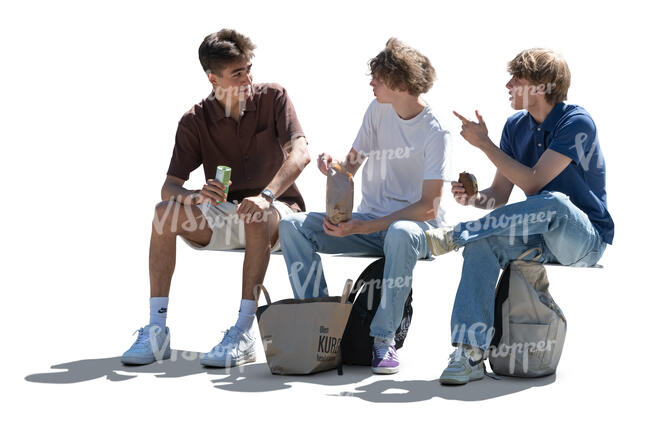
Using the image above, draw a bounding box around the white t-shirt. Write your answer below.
[352,99,451,226]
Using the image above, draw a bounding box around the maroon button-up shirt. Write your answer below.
[167,83,306,212]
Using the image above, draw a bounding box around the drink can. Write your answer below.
[215,165,231,201]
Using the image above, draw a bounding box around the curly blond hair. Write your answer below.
[369,38,436,96]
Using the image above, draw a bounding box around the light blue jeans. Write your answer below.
[279,212,432,339]
[450,191,607,350]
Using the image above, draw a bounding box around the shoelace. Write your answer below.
[130,328,149,349]
[447,347,468,367]
[215,328,239,349]
[374,344,396,360]
[131,326,163,349]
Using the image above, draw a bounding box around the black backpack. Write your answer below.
[340,258,413,366]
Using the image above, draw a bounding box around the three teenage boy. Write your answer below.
[122,29,611,384]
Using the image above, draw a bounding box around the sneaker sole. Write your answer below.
[439,369,484,385]
[121,348,171,366]
[371,366,399,375]
[200,352,256,368]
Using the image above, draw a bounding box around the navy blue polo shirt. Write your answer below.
[499,102,614,244]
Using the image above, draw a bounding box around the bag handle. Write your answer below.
[253,284,272,306]
[517,247,543,262]
[340,279,354,304]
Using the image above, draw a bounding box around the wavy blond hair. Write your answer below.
[369,38,436,96]
[507,48,571,105]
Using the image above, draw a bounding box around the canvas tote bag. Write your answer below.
[255,280,354,375]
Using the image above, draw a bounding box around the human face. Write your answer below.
[210,58,253,98]
[370,74,395,104]
[505,76,545,110]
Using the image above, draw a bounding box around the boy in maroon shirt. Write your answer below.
[121,29,310,368]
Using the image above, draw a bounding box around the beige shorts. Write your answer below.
[181,200,295,252]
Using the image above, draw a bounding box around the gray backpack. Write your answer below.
[488,248,567,377]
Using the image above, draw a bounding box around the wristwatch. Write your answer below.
[260,189,276,203]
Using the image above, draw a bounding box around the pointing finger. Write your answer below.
[453,110,470,124]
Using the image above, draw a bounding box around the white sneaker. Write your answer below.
[200,326,256,368]
[121,324,171,365]
[439,345,485,385]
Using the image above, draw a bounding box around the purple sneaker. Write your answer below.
[372,343,399,374]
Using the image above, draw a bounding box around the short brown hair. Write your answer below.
[369,38,436,96]
[507,48,571,105]
[198,29,256,76]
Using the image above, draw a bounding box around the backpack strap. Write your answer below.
[484,366,502,380]
[517,247,543,262]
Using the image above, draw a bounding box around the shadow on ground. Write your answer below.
[25,351,555,402]
[331,374,556,403]
[24,350,370,391]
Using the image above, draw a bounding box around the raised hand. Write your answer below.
[453,110,490,148]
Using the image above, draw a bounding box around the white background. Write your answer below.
[2,0,648,426]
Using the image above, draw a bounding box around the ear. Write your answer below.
[532,83,548,96]
[207,72,219,87]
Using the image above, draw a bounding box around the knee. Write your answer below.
[462,238,495,259]
[279,213,303,236]
[152,200,182,235]
[384,221,420,253]
[542,191,572,215]
[279,213,309,243]
[463,237,515,268]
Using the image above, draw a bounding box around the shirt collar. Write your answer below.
[526,102,567,131]
[207,87,258,121]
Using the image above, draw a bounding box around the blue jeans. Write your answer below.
[279,212,432,339]
[450,191,607,350]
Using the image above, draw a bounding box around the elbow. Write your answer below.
[302,151,311,169]
[297,145,311,170]
[161,183,172,202]
[522,184,543,197]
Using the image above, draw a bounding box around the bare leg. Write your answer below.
[149,200,213,297]
[241,207,281,301]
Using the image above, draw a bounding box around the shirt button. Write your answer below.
[537,127,541,131]
[244,155,249,160]
[247,177,252,181]
[537,143,542,147]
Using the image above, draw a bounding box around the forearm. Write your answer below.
[265,140,311,197]
[161,183,197,204]
[340,150,364,177]
[479,139,536,194]
[363,201,438,234]
[472,187,509,210]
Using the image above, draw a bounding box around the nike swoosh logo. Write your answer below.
[158,308,167,314]
[469,358,483,367]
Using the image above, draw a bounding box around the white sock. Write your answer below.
[234,299,257,332]
[373,336,396,347]
[462,344,483,361]
[149,297,169,327]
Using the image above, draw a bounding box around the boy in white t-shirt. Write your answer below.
[279,38,451,374]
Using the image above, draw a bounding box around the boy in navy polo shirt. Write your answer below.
[427,48,613,385]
